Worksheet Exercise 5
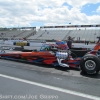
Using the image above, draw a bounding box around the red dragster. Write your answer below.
[0,42,100,75]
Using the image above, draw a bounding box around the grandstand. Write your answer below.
[0,25,100,43]
[27,25,100,42]
[0,27,36,40]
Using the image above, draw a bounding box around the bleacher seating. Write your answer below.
[0,27,100,42]
[28,30,70,40]
[28,29,100,42]
[0,29,35,39]
[15,30,34,38]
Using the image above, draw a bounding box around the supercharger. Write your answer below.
[56,51,69,67]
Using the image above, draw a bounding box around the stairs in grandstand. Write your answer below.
[15,30,26,37]
[36,30,47,39]
[25,31,36,39]
[63,30,72,40]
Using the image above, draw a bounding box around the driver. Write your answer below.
[56,40,69,50]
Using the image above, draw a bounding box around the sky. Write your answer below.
[0,0,100,28]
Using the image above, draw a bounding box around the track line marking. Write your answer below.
[0,74,100,100]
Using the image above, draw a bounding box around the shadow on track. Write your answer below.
[80,71,100,79]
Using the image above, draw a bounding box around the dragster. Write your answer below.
[0,41,100,75]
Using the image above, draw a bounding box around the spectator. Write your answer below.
[85,40,87,45]
[67,36,72,49]
[87,41,89,45]
[97,36,100,43]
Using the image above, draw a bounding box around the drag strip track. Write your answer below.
[0,58,100,78]
[0,59,100,98]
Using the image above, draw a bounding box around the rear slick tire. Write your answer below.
[80,54,100,74]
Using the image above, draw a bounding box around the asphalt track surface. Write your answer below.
[0,59,100,100]
[0,43,100,100]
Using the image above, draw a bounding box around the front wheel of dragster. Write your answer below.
[80,54,100,74]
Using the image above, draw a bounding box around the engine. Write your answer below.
[56,51,69,67]
[56,52,68,59]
